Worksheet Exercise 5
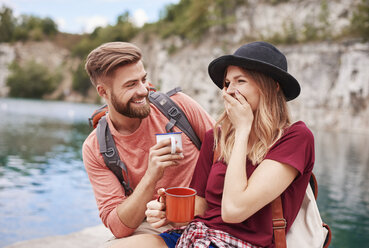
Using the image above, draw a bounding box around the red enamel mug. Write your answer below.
[161,187,197,223]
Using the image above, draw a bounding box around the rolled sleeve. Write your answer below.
[106,208,136,238]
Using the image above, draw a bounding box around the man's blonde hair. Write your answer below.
[214,69,291,165]
[85,42,142,86]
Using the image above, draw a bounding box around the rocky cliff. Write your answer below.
[132,0,369,133]
[0,41,83,102]
[0,0,368,133]
[135,37,369,133]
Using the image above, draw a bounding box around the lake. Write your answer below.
[0,98,368,247]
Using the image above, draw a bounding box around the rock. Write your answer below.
[4,225,113,248]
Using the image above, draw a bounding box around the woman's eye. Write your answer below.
[224,81,230,88]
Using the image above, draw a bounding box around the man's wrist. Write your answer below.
[140,172,159,189]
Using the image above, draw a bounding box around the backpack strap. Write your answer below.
[149,87,202,150]
[271,196,287,248]
[96,116,133,196]
[165,87,182,97]
[323,223,332,248]
[310,173,318,200]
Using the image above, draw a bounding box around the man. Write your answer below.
[82,42,214,239]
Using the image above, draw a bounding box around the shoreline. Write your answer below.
[4,224,113,248]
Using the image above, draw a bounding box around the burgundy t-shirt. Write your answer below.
[190,121,314,247]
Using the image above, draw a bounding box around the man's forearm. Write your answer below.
[116,173,157,229]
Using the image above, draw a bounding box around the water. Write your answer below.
[313,130,369,247]
[0,98,101,247]
[0,98,368,247]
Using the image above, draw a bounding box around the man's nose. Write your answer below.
[138,81,149,95]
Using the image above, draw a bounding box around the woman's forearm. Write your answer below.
[222,129,249,221]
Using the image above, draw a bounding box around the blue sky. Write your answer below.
[0,0,180,34]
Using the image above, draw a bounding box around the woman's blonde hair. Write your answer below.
[214,68,291,165]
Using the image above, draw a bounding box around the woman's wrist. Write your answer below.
[235,127,250,139]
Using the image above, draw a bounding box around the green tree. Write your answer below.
[117,11,130,24]
[0,6,15,42]
[72,11,138,59]
[12,25,28,41]
[41,17,57,35]
[71,36,101,58]
[6,60,61,98]
[351,0,369,41]
[1,9,59,42]
[72,63,92,96]
[156,0,247,41]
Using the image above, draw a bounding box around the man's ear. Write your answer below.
[96,84,108,98]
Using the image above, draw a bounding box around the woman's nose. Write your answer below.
[226,82,236,94]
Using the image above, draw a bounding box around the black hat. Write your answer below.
[208,41,300,101]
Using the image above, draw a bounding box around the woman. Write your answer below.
[111,41,314,248]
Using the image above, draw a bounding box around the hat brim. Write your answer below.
[208,55,300,101]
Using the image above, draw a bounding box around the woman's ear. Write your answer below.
[276,82,280,91]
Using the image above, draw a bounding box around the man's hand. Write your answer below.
[146,138,184,182]
[145,188,168,228]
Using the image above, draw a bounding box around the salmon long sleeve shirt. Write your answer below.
[82,92,214,238]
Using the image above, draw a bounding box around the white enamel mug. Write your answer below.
[155,132,183,154]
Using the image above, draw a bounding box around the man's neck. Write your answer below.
[109,112,142,135]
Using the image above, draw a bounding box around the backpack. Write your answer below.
[213,146,332,248]
[282,175,332,248]
[89,87,202,196]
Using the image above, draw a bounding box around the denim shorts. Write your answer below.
[159,230,217,248]
[159,231,182,248]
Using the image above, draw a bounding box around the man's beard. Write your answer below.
[111,92,150,119]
